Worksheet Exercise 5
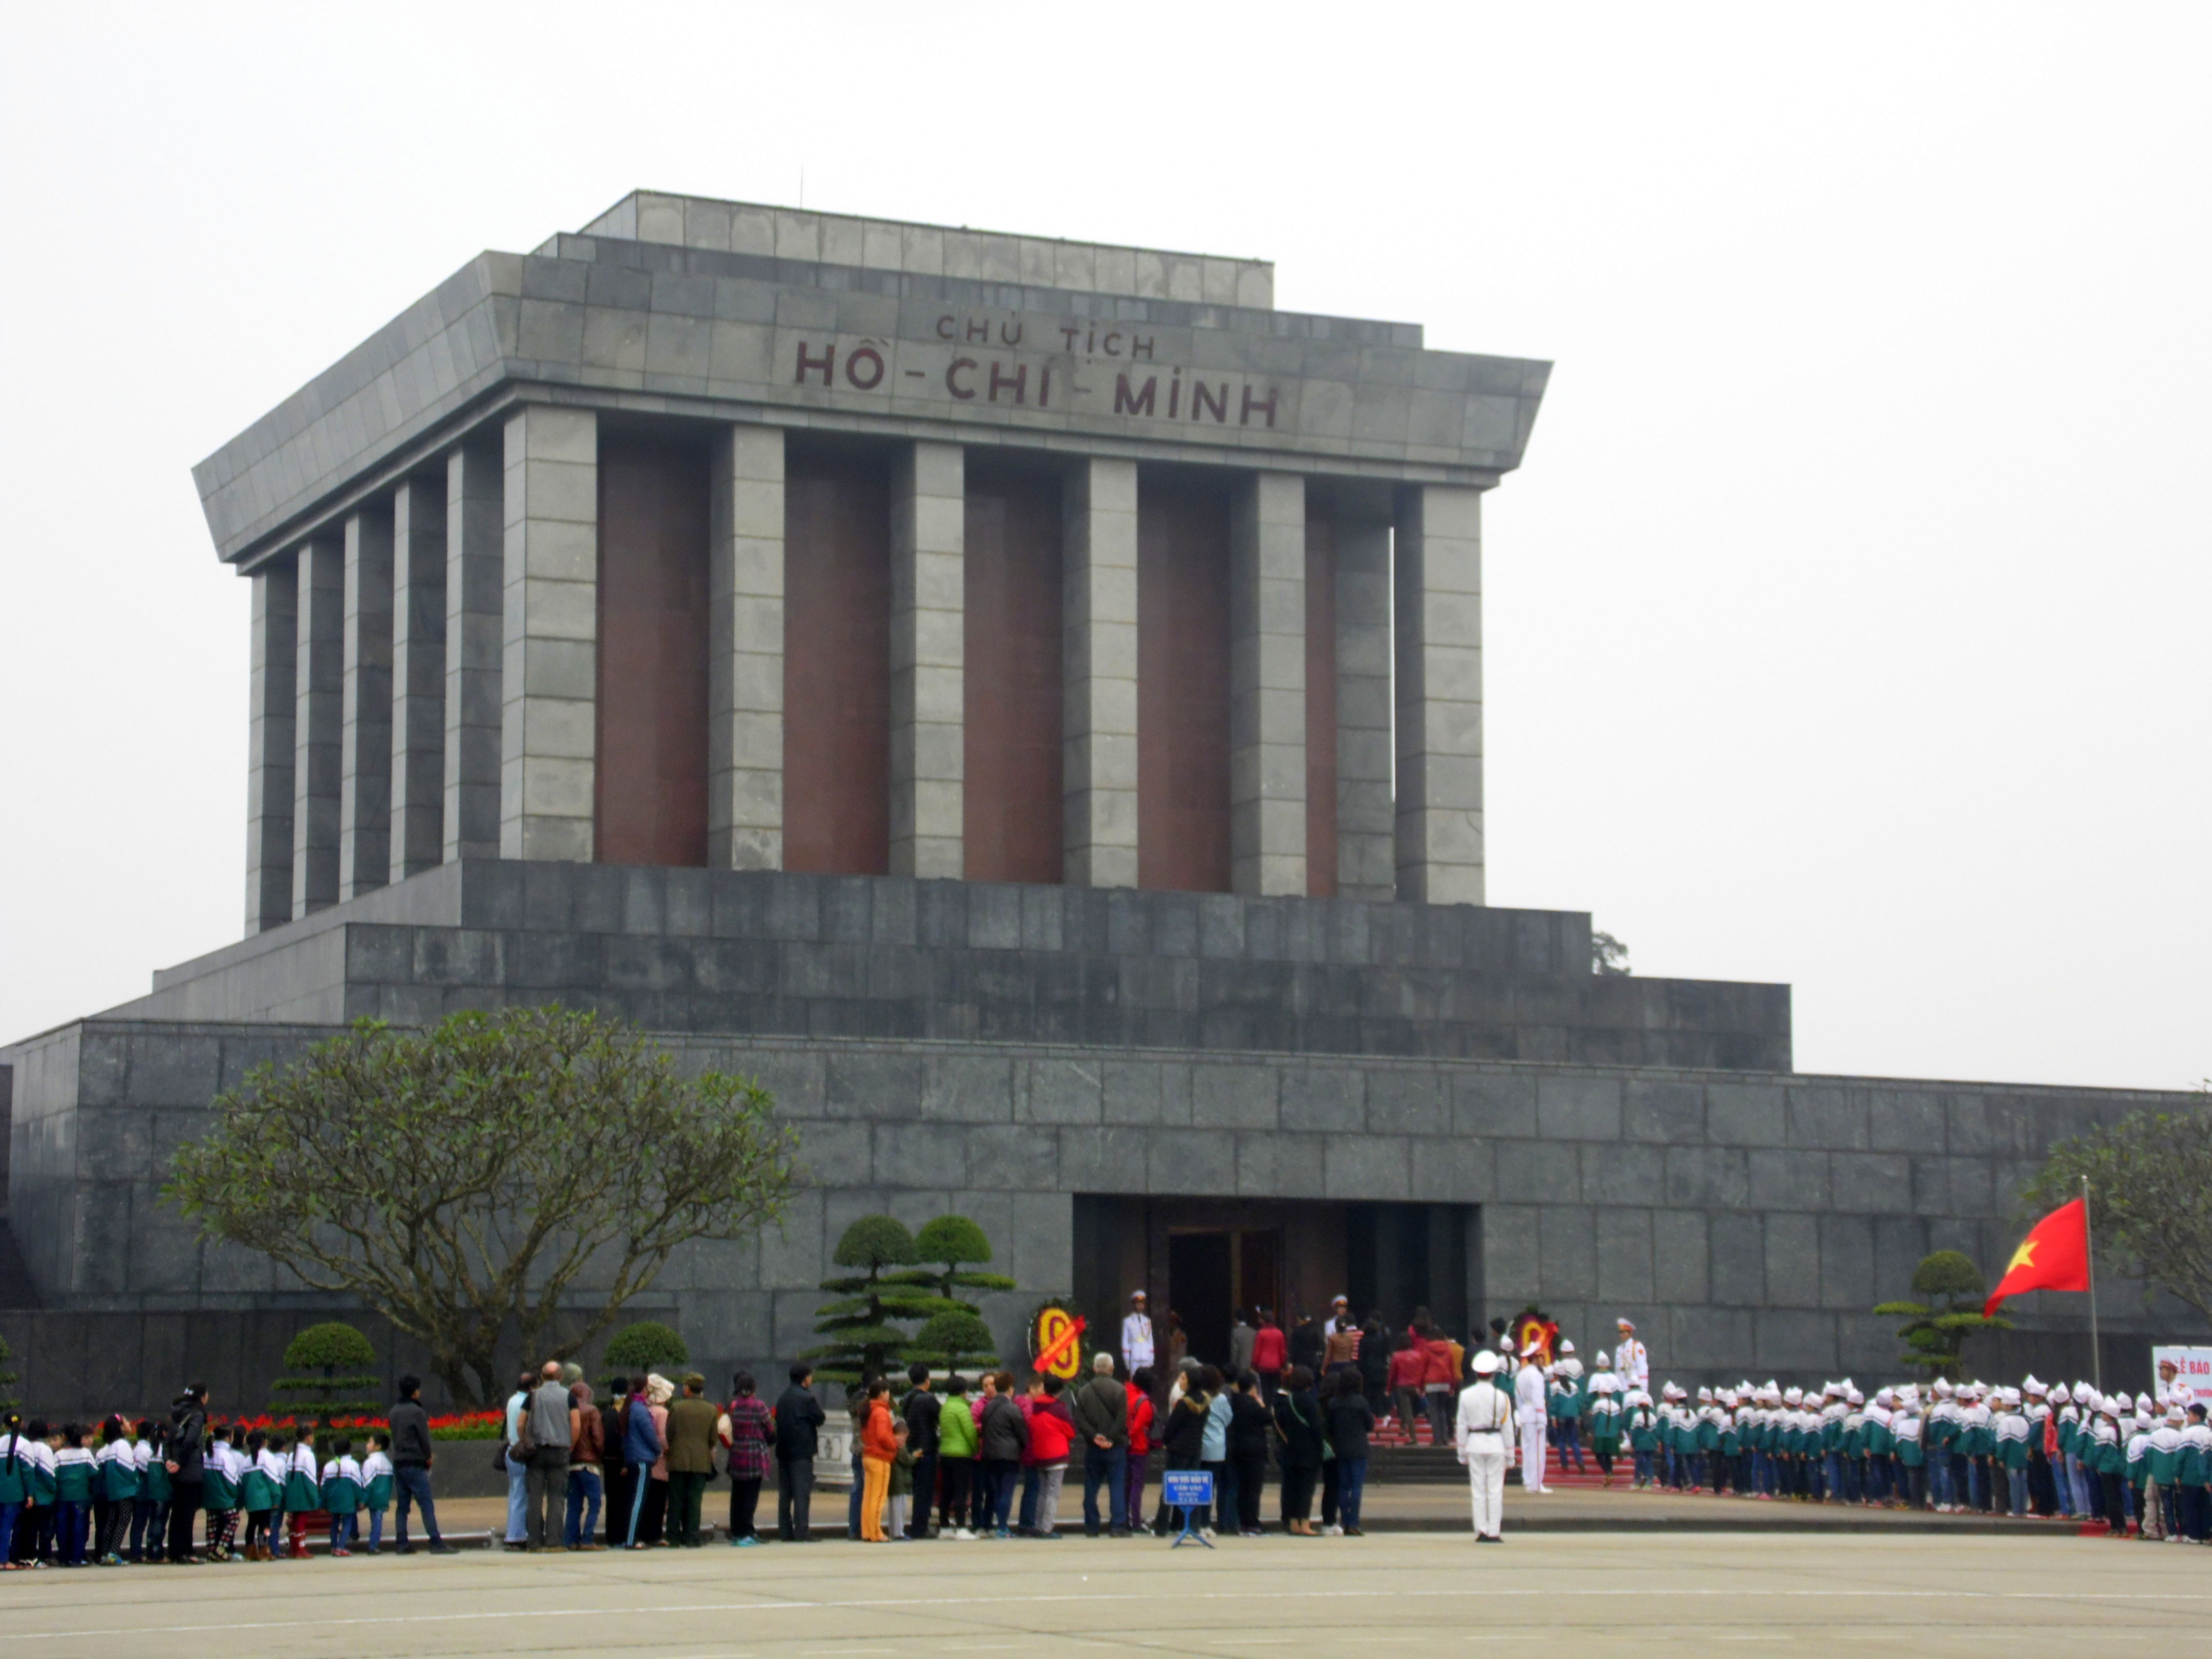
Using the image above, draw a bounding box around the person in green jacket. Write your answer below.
[1625,1391,1660,1490]
[937,1376,981,1539]
[53,1424,96,1567]
[1548,1348,1587,1474]
[0,1415,31,1567]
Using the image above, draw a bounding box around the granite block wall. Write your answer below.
[117,862,1788,1071]
[7,1017,2199,1402]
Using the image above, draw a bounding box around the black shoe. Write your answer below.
[1109,1528,1129,1538]
[396,1544,416,1556]
[428,1543,459,1555]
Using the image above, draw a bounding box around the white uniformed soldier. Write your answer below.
[1455,1349,1517,1542]
[1515,1344,1552,1493]
[1613,1320,1649,1392]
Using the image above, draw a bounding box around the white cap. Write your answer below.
[1697,1385,1713,1401]
[1783,1387,1803,1406]
[1617,1317,1636,1331]
[1473,1350,1500,1375]
[1560,1339,1575,1354]
[2049,1383,2070,1405]
[1594,1350,1610,1367]
[1847,1389,1864,1406]
[2023,1374,2046,1394]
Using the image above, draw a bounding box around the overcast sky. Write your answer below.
[2,3,2204,1090]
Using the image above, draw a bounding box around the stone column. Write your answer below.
[244,557,296,934]
[338,507,395,900]
[1061,457,1139,888]
[1393,483,1486,905]
[1229,472,1306,896]
[500,406,598,864]
[890,440,965,879]
[707,423,784,870]
[443,440,503,864]
[1333,515,1396,901]
[290,537,345,917]
[389,475,446,883]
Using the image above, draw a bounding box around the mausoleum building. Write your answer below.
[1,194,2196,1408]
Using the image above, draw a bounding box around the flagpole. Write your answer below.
[2081,1175,2101,1394]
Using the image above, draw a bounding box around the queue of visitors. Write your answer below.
[12,1303,2196,1560]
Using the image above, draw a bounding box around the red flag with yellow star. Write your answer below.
[1984,1197,2091,1317]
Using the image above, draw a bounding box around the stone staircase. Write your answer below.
[1370,1412,1614,1488]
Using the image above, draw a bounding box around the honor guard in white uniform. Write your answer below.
[1121,1291,1155,1374]
[1456,1349,1517,1542]
[1515,1343,1552,1493]
[1613,1320,1649,1392]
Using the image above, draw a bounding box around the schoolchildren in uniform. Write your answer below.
[1996,1389,2032,1517]
[1892,1386,1927,1510]
[130,1422,169,1561]
[53,1424,95,1566]
[14,1420,57,1565]
[0,1416,31,1567]
[283,1433,321,1558]
[1548,1344,1586,1473]
[94,1418,139,1563]
[358,1434,394,1554]
[2143,1406,2183,1541]
[242,1431,284,1561]
[1585,1353,1622,1486]
[322,1439,364,1556]
[1625,1389,1658,1489]
[202,1426,243,1561]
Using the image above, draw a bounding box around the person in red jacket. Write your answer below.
[1251,1310,1288,1402]
[1026,1376,1076,1538]
[1389,1339,1428,1442]
[1125,1368,1156,1530]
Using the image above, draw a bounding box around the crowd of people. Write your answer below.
[0,1382,440,1568]
[1567,1361,2212,1541]
[7,1310,2200,1562]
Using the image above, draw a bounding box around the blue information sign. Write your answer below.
[1160,1469,1215,1547]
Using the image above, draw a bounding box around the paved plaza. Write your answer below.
[0,1527,2196,1659]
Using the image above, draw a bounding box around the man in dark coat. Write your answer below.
[900,1363,941,1540]
[774,1364,826,1541]
[388,1376,455,1553]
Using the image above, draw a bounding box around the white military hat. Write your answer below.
[1472,1349,1500,1375]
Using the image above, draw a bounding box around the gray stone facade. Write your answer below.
[4,992,2195,1407]
[2,193,2197,1418]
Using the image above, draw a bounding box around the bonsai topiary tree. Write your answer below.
[804,1215,934,1387]
[604,1321,689,1376]
[1874,1250,2011,1379]
[269,1321,381,1441]
[911,1309,999,1376]
[887,1214,1015,1377]
[907,1215,1018,1303]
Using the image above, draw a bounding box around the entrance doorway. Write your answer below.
[1166,1227,1284,1365]
[1072,1196,1478,1376]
